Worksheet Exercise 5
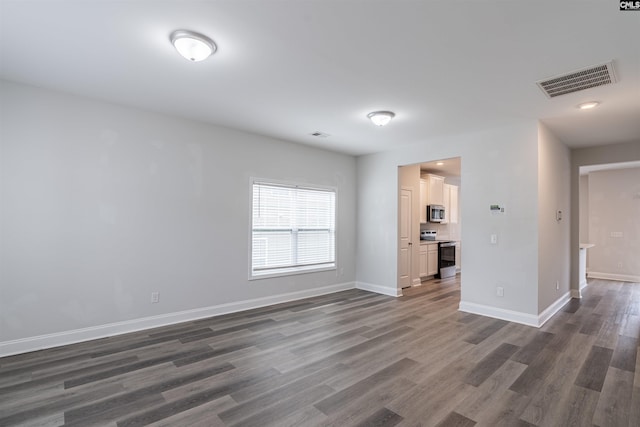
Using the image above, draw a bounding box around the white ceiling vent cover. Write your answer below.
[536,61,617,98]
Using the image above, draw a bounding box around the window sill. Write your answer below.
[249,264,336,280]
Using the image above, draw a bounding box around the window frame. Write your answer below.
[248,177,338,280]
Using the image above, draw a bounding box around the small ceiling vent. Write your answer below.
[536,61,617,98]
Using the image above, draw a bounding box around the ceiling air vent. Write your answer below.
[536,61,617,98]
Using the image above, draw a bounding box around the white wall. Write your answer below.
[587,167,640,281]
[357,122,541,321]
[537,124,571,312]
[570,141,640,293]
[0,80,357,354]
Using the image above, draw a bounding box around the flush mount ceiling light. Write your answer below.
[367,111,395,126]
[170,30,216,62]
[577,101,600,110]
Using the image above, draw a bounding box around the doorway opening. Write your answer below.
[578,160,640,292]
[397,157,462,298]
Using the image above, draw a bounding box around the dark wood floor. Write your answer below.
[1,277,638,427]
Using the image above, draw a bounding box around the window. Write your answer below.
[250,180,336,278]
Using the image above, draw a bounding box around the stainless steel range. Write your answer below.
[437,241,456,279]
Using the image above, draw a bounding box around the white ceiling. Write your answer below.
[421,157,461,178]
[1,0,639,156]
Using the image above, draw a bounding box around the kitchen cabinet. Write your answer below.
[419,173,445,223]
[442,183,459,224]
[425,174,444,206]
[427,243,439,276]
[429,175,444,206]
[420,242,439,277]
[442,183,450,224]
[419,244,428,277]
[449,185,459,224]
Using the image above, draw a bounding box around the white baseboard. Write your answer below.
[572,278,589,298]
[580,279,589,291]
[587,272,640,283]
[0,281,355,358]
[459,291,573,328]
[538,292,572,326]
[356,281,402,297]
[458,301,539,327]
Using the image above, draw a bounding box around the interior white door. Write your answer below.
[399,188,412,288]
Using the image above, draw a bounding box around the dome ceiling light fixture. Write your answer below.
[577,101,600,110]
[170,30,216,62]
[367,111,395,126]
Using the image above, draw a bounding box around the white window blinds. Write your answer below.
[251,181,336,278]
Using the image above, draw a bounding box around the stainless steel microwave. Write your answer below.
[428,205,445,222]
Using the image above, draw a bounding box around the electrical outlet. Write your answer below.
[151,292,159,303]
[617,262,623,269]
[496,286,504,297]
[490,234,498,244]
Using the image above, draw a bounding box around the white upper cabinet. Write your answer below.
[427,174,444,206]
[442,183,459,224]
[449,184,459,224]
[420,173,445,223]
[442,183,451,224]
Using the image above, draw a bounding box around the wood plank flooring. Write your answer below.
[1,277,638,426]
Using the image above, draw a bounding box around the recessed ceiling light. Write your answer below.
[436,162,444,166]
[577,101,600,110]
[367,111,395,126]
[170,30,216,62]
